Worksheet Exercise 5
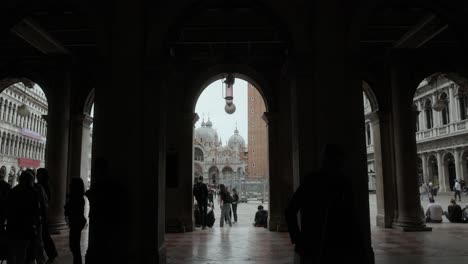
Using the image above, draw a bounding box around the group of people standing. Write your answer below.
[193,176,239,229]
[0,165,87,264]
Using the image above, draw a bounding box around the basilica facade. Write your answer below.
[193,118,247,185]
[366,77,468,192]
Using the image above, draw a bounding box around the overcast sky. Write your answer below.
[195,78,248,145]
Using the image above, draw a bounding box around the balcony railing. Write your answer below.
[416,119,468,141]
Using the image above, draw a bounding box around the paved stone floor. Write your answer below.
[166,193,468,264]
[43,193,468,263]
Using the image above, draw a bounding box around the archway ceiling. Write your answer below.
[0,7,96,70]
[0,3,462,77]
[166,3,288,67]
[361,7,458,65]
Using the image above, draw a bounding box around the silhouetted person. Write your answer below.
[425,197,443,223]
[444,198,463,223]
[193,176,208,229]
[25,168,46,264]
[285,144,365,263]
[253,205,268,228]
[65,178,87,264]
[231,188,239,223]
[0,166,11,227]
[7,171,42,264]
[36,168,58,261]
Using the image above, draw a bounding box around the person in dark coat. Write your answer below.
[64,178,87,264]
[444,198,463,223]
[0,166,11,227]
[7,171,42,264]
[285,144,366,263]
[36,168,58,261]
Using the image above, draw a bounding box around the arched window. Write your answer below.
[194,147,204,161]
[424,99,433,129]
[459,95,467,120]
[440,93,449,125]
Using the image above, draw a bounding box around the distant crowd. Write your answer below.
[193,176,268,229]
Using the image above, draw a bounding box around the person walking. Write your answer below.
[36,168,58,261]
[231,188,239,223]
[193,176,208,229]
[285,144,366,263]
[64,178,87,264]
[6,171,42,264]
[218,184,232,227]
[454,179,462,202]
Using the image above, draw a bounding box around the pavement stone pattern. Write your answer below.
[42,193,468,263]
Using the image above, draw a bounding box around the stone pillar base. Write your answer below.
[376,214,393,228]
[269,219,288,232]
[48,220,68,234]
[165,222,186,233]
[158,243,167,264]
[392,222,432,232]
[165,218,194,233]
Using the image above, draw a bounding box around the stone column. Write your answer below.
[165,113,198,233]
[416,101,423,131]
[436,152,446,191]
[68,114,93,189]
[263,112,290,232]
[449,87,455,123]
[44,71,71,232]
[368,111,396,228]
[390,60,429,231]
[432,94,439,127]
[421,153,429,183]
[454,148,462,181]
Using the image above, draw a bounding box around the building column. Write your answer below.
[165,113,198,233]
[368,111,396,228]
[263,112,290,232]
[436,152,446,191]
[449,87,455,123]
[421,153,429,184]
[454,148,462,181]
[44,71,71,232]
[69,114,93,190]
[390,60,429,231]
[432,94,439,127]
[416,101,423,131]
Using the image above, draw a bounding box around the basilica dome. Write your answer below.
[228,128,245,148]
[194,119,218,144]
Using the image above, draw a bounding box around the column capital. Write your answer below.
[366,110,391,124]
[262,112,279,126]
[73,114,93,128]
